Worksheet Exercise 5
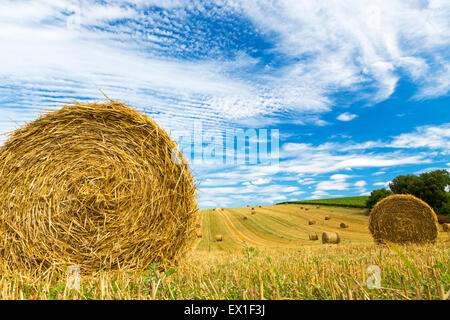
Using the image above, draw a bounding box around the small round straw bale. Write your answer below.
[243,216,248,220]
[316,206,320,209]
[305,208,309,211]
[308,220,316,225]
[340,222,349,228]
[442,223,449,232]
[324,216,331,220]
[309,233,318,241]
[369,194,438,244]
[0,101,198,273]
[322,232,340,244]
[215,234,223,242]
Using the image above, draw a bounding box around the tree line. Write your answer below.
[366,169,450,216]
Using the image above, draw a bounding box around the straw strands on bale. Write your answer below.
[369,194,438,244]
[309,233,318,241]
[340,223,349,228]
[322,232,340,244]
[0,101,198,273]
[215,235,223,242]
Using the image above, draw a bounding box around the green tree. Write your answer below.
[389,169,450,215]
[366,188,393,209]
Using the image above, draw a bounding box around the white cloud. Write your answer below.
[337,112,358,122]
[330,174,351,180]
[354,180,367,187]
[240,0,450,102]
[250,177,272,185]
[389,123,450,152]
[373,181,391,187]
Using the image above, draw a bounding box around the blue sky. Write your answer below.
[0,0,449,208]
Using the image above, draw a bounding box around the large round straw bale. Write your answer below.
[215,234,223,242]
[322,232,340,244]
[0,101,198,273]
[369,194,438,244]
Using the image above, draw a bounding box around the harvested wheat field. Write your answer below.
[0,101,198,274]
[0,202,448,299]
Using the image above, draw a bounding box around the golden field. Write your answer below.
[0,204,448,300]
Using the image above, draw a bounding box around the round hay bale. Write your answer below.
[243,216,248,220]
[0,101,198,273]
[251,211,256,215]
[305,208,309,211]
[442,223,449,232]
[309,233,318,241]
[215,234,223,242]
[322,232,340,244]
[308,220,316,225]
[324,216,331,220]
[340,222,349,228]
[316,206,320,209]
[369,194,438,244]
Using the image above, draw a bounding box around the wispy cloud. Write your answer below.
[337,112,358,122]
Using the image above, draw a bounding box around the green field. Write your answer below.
[278,196,370,208]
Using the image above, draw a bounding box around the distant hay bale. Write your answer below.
[340,222,349,228]
[309,233,318,241]
[322,232,340,244]
[0,101,198,273]
[443,223,450,232]
[215,234,223,242]
[369,194,438,244]
[251,210,256,215]
[308,220,316,225]
[258,205,262,208]
[324,216,331,220]
[212,208,216,211]
[243,216,248,220]
[196,232,203,238]
[316,206,320,209]
[305,208,309,211]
